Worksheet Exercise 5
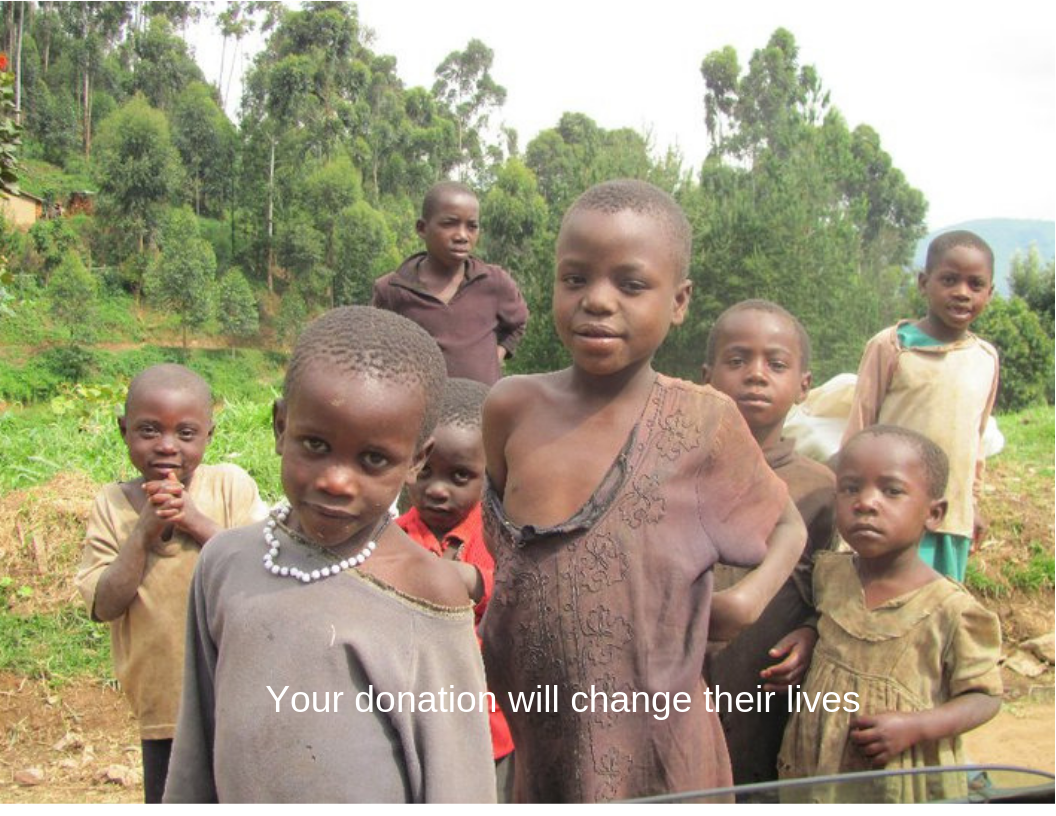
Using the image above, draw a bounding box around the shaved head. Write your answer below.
[125,364,213,416]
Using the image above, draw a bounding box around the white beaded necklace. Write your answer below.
[262,503,387,583]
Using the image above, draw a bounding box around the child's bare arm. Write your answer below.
[849,692,1000,768]
[760,625,817,691]
[481,379,522,497]
[91,481,181,621]
[709,497,806,641]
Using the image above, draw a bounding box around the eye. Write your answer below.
[724,356,745,367]
[620,279,648,294]
[301,437,329,455]
[417,466,432,481]
[361,451,390,471]
[178,428,199,441]
[451,470,474,486]
[837,482,859,496]
[883,486,905,497]
[561,274,586,289]
[138,425,159,439]
[770,360,789,372]
[941,274,957,287]
[969,278,988,292]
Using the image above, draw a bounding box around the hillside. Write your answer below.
[915,219,1055,294]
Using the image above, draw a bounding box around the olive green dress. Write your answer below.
[777,552,1002,803]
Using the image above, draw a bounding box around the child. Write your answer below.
[163,307,496,803]
[778,425,1002,803]
[397,376,515,801]
[701,299,836,786]
[75,363,268,803]
[371,180,529,386]
[479,180,807,803]
[843,230,998,582]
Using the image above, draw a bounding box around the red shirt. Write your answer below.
[397,504,513,760]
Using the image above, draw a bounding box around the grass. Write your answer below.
[0,606,112,686]
[990,404,1055,478]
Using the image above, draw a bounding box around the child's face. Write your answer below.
[836,435,947,561]
[701,309,810,447]
[406,422,485,538]
[919,245,993,339]
[274,367,430,549]
[118,387,214,485]
[554,208,691,377]
[416,191,480,271]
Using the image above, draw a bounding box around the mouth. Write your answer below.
[848,523,883,537]
[304,503,358,522]
[151,462,182,476]
[573,324,622,339]
[736,393,772,407]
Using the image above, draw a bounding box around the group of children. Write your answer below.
[76,178,1003,804]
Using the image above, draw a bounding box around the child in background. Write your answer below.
[397,376,515,801]
[843,230,998,581]
[372,181,529,385]
[701,299,836,786]
[479,180,806,803]
[778,425,1001,802]
[164,307,496,803]
[76,364,268,803]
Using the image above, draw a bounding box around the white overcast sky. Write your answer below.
[190,0,1055,232]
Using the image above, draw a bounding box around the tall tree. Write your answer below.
[171,81,237,216]
[145,206,216,349]
[93,93,182,261]
[432,38,506,181]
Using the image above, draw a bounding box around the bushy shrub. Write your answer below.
[47,252,99,343]
[974,296,1054,410]
[215,267,259,340]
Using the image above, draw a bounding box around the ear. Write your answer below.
[700,363,711,385]
[917,271,929,294]
[924,498,948,532]
[206,421,216,444]
[796,370,813,404]
[415,218,427,239]
[407,437,435,482]
[272,399,287,456]
[117,415,128,437]
[670,279,693,327]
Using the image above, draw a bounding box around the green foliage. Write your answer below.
[172,82,238,217]
[0,607,112,685]
[1001,542,1055,592]
[145,207,216,348]
[974,296,1054,410]
[47,252,99,342]
[332,199,396,305]
[0,54,23,195]
[1009,246,1055,337]
[276,284,308,344]
[93,94,183,259]
[215,267,259,339]
[29,217,81,280]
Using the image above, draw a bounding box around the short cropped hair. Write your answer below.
[125,363,212,415]
[925,230,994,276]
[284,306,447,444]
[437,377,490,431]
[704,299,812,371]
[841,425,950,499]
[422,181,478,221]
[562,179,693,279]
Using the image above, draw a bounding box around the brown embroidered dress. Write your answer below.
[479,375,789,803]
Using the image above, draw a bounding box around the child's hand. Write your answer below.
[971,502,987,552]
[138,473,185,552]
[760,626,817,692]
[849,712,921,768]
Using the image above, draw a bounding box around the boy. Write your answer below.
[479,180,806,802]
[371,181,529,385]
[397,376,515,800]
[701,299,837,785]
[843,230,999,581]
[75,363,268,803]
[164,307,496,803]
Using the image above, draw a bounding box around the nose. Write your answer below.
[424,479,449,503]
[316,464,358,498]
[744,357,768,384]
[581,280,617,315]
[852,486,879,514]
[155,433,178,454]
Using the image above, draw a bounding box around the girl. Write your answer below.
[778,425,1002,803]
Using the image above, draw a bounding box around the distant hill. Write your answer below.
[914,219,1055,295]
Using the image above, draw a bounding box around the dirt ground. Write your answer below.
[0,450,1052,803]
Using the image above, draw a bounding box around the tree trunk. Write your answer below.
[14,1,23,124]
[266,138,275,293]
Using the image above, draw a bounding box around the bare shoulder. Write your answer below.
[484,373,553,419]
[367,526,473,609]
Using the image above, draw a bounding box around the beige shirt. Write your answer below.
[76,463,268,739]
[843,323,999,538]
